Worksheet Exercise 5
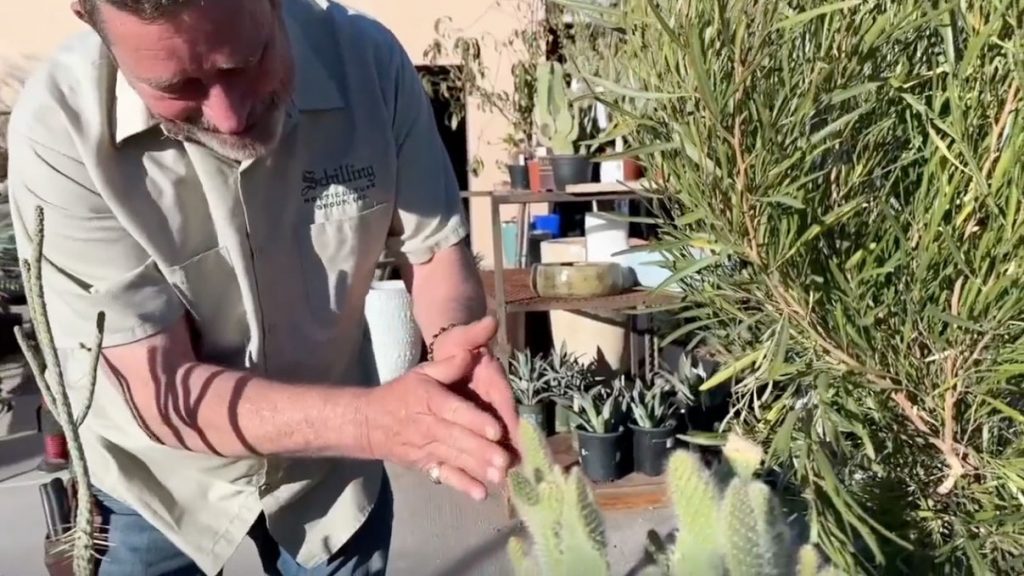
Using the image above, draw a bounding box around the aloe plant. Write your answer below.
[628,373,687,430]
[507,418,839,575]
[545,344,598,425]
[509,349,554,406]
[569,377,624,434]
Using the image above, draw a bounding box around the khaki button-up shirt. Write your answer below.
[6,2,467,574]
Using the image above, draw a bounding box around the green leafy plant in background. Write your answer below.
[556,0,1024,573]
[15,207,106,576]
[421,0,568,168]
[507,419,839,575]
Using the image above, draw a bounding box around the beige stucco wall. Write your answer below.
[0,0,537,265]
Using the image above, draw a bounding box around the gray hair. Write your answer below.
[79,0,193,25]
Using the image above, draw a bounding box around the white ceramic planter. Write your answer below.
[363,280,422,383]
[585,212,630,263]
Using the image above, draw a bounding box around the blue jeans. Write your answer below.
[92,473,393,576]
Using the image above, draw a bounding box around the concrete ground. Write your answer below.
[1,385,675,576]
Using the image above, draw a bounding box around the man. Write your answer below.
[6,0,519,574]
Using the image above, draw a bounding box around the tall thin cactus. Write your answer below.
[14,205,106,576]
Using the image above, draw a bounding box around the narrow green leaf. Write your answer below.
[757,196,805,209]
[580,73,689,100]
[773,1,862,31]
[808,105,869,146]
[700,347,765,391]
[768,320,790,380]
[599,141,681,161]
[980,396,1024,425]
[551,0,622,18]
[826,82,882,104]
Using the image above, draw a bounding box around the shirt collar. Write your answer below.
[112,12,345,146]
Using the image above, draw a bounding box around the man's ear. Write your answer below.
[70,1,89,23]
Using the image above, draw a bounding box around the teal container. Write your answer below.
[501,221,520,267]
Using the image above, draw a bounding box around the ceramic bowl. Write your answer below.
[530,262,631,298]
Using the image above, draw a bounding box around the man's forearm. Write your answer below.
[101,321,375,460]
[404,241,488,344]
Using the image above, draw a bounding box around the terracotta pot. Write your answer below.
[527,157,556,192]
[622,158,645,181]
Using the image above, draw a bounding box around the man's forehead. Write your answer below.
[102,1,271,81]
[98,0,268,44]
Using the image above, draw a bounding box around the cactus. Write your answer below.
[507,419,610,576]
[646,436,843,576]
[506,418,842,575]
[14,206,106,576]
[534,61,579,154]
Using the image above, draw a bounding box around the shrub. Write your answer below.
[557,1,1024,573]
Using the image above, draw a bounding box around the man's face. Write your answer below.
[96,0,295,161]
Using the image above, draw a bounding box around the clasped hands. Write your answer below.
[363,316,519,501]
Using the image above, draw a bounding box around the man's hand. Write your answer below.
[430,316,520,458]
[362,349,513,501]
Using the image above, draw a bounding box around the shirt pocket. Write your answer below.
[299,201,393,314]
[163,246,248,357]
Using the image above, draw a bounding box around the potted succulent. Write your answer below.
[546,343,589,434]
[509,349,554,435]
[627,371,692,476]
[569,380,627,483]
[534,61,593,190]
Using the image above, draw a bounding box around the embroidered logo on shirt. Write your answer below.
[301,163,377,211]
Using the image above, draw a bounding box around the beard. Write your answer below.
[160,91,289,162]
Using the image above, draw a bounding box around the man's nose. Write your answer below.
[202,83,252,135]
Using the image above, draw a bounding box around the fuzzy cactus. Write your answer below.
[14,206,106,576]
[643,436,842,576]
[534,61,579,155]
[506,419,610,575]
[506,418,841,575]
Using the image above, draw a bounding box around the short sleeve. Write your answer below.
[6,123,184,349]
[383,40,469,265]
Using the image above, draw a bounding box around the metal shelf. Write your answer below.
[483,182,672,381]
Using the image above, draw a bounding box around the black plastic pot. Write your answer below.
[630,423,677,477]
[517,402,552,435]
[549,155,594,190]
[576,427,626,483]
[507,163,530,190]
